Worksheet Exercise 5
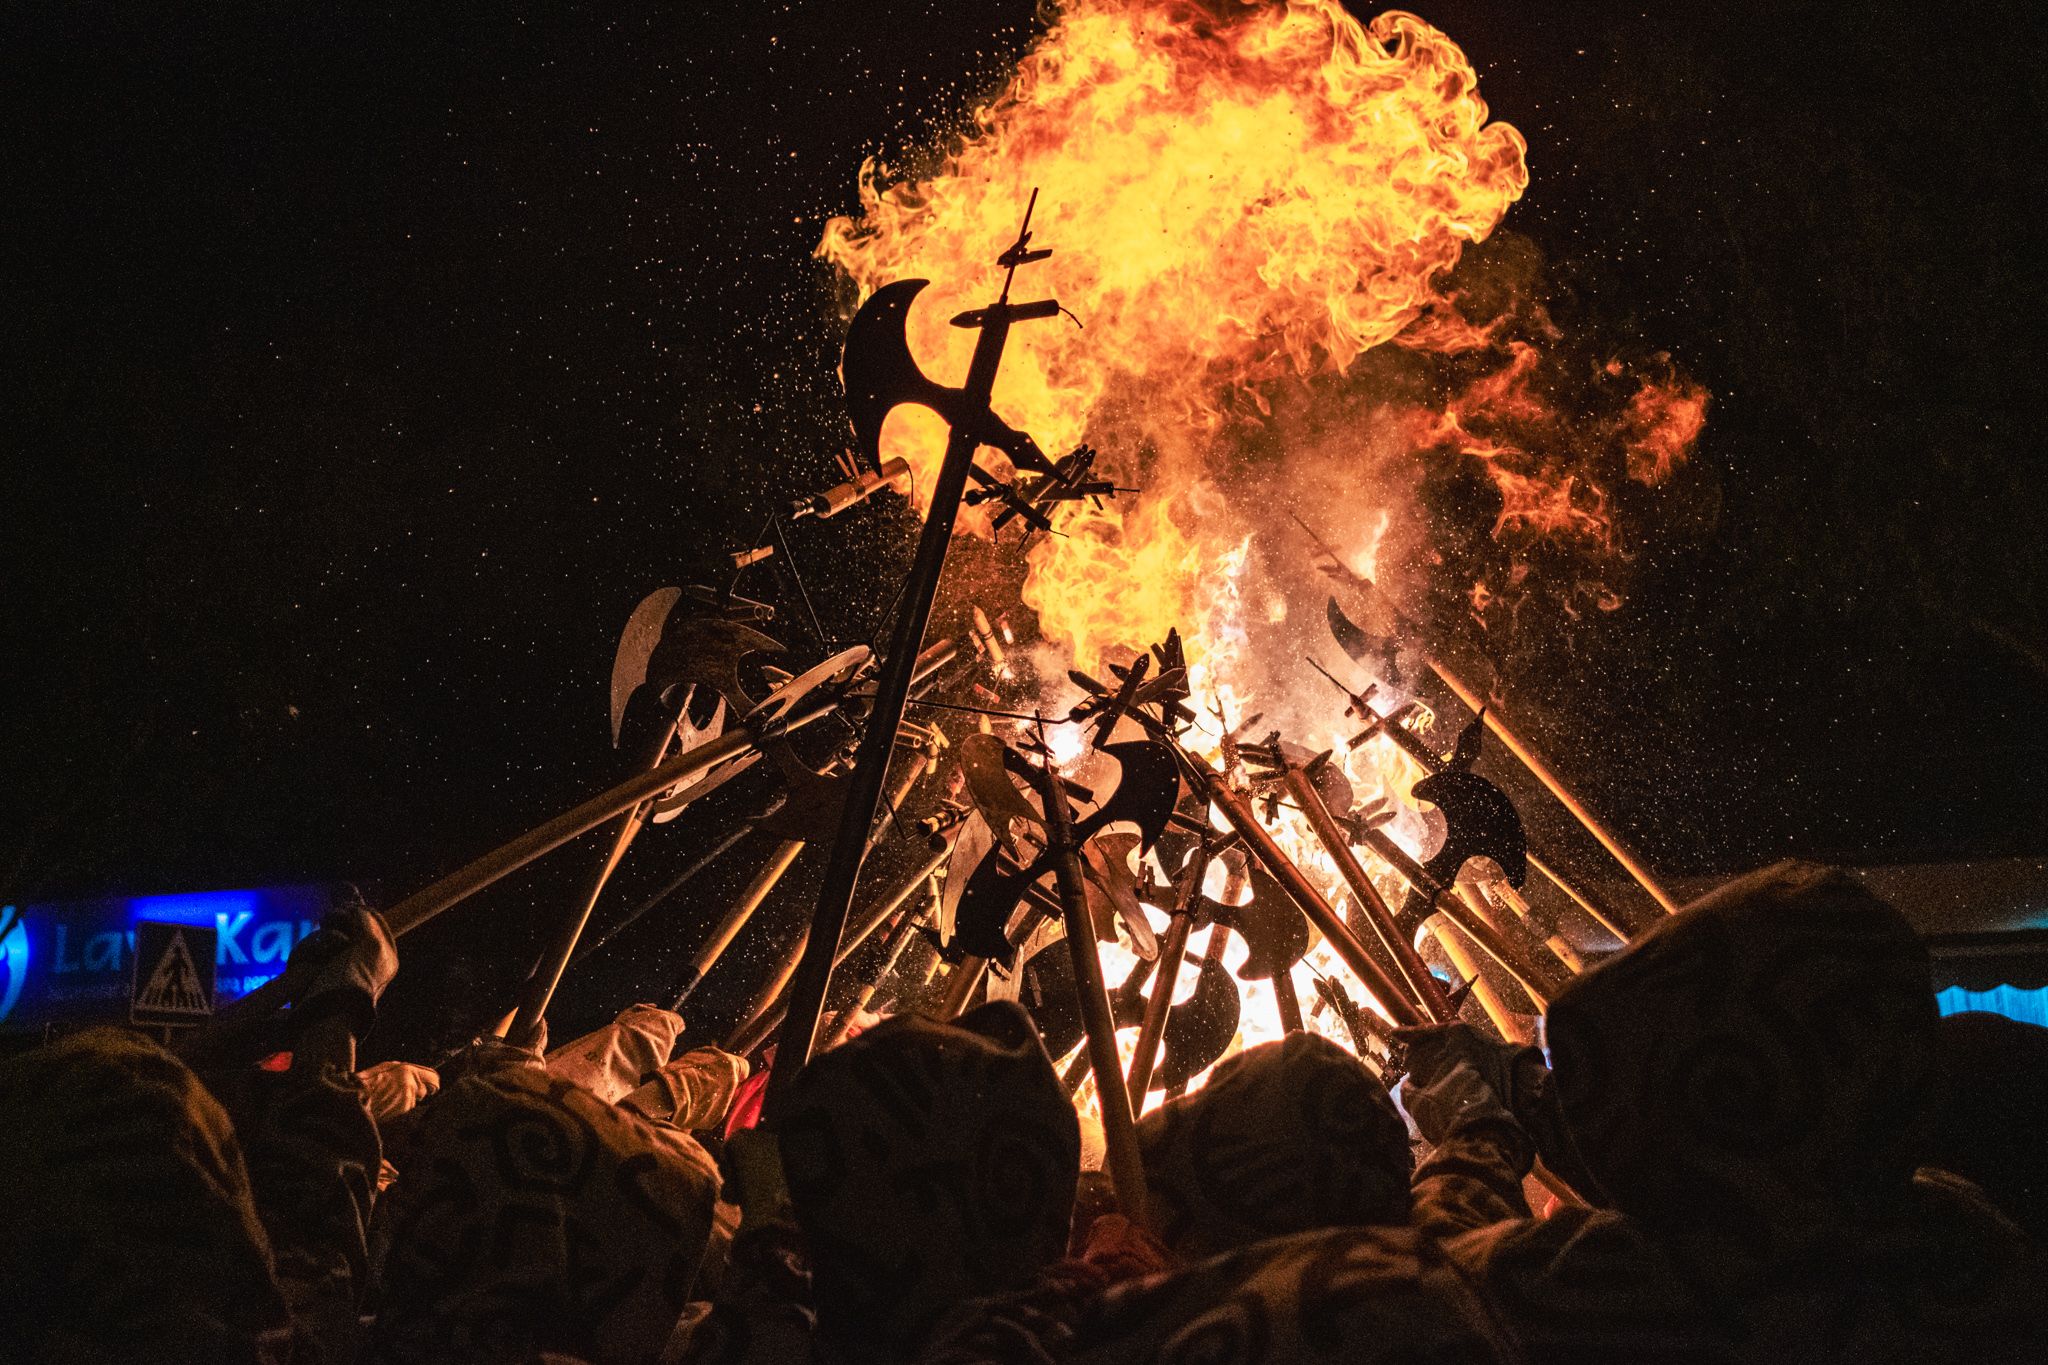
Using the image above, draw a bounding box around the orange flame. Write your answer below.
[1624,371,1710,486]
[819,2,1707,1090]
[821,1,1528,670]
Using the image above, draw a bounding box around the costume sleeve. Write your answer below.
[238,1058,382,1365]
[1410,1121,1534,1238]
[547,1003,688,1103]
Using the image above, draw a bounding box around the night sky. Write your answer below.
[7,2,2044,1051]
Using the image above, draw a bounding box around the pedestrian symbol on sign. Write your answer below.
[132,920,217,1026]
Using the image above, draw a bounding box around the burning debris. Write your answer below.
[188,0,1712,1269]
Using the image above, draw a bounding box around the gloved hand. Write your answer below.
[1394,1021,1544,1146]
[357,1059,440,1124]
[621,1045,750,1130]
[278,906,398,1041]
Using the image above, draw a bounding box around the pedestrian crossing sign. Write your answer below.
[131,920,217,1025]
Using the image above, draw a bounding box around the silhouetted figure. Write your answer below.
[0,1027,289,1365]
[1448,861,2047,1363]
[681,1000,1082,1365]
[368,1057,722,1364]
[1136,1030,1413,1258]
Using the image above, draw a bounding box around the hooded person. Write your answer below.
[1136,1031,1413,1258]
[1430,860,2047,1363]
[0,1027,290,1365]
[172,905,395,1365]
[916,864,2048,1365]
[368,1059,724,1365]
[906,1029,1528,1365]
[677,1000,1082,1365]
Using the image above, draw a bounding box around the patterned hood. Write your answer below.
[0,1027,287,1363]
[1545,861,1938,1271]
[1137,1031,1412,1258]
[370,1065,721,1365]
[774,999,1080,1358]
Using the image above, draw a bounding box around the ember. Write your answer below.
[13,4,2042,1362]
[811,0,1708,1105]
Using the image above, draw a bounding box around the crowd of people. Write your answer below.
[2,860,2043,1363]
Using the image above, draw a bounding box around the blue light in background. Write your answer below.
[1938,984,2048,1030]
[126,890,259,927]
[1,885,329,1030]
[0,907,27,1024]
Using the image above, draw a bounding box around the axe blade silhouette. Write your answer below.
[841,279,1055,478]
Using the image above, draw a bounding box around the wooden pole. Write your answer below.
[1123,847,1208,1106]
[729,839,955,1052]
[1033,753,1149,1223]
[1297,515,1675,917]
[388,727,759,936]
[1270,969,1307,1034]
[1193,760,1427,1029]
[571,820,759,966]
[672,840,806,1009]
[935,956,990,1021]
[506,802,651,1041]
[1167,927,1231,1101]
[1424,663,1679,916]
[767,283,1044,1108]
[1525,849,1635,942]
[1466,879,1583,976]
[1282,769,1455,1023]
[1429,914,1531,1044]
[715,746,935,1047]
[1336,676,1639,940]
[1350,825,1572,1007]
[819,890,932,1051]
[218,726,766,1024]
[508,689,715,1041]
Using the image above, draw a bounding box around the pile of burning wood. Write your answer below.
[223,198,1686,1215]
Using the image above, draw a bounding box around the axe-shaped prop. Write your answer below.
[216,650,864,1028]
[1348,804,1572,1009]
[1141,831,1321,1038]
[505,607,799,1040]
[1308,655,1634,944]
[768,194,1074,1105]
[1177,745,1428,1030]
[1301,511,1678,918]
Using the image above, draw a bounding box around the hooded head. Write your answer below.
[774,1000,1080,1357]
[1137,1031,1411,1258]
[1545,861,1937,1271]
[371,1065,720,1365]
[0,1027,288,1363]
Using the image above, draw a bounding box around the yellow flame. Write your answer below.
[820,3,1694,1099]
[821,1,1527,672]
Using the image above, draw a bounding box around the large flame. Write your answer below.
[822,1,1529,670]
[818,1,1705,1094]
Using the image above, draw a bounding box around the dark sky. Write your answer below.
[6,2,2044,1048]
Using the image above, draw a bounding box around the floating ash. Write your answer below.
[815,1,1707,1100]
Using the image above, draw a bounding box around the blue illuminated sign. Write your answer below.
[0,886,334,1030]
